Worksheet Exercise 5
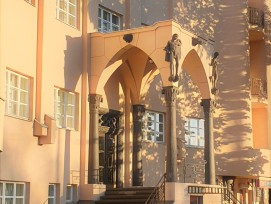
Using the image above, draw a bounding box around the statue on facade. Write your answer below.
[164,33,182,82]
[209,52,219,95]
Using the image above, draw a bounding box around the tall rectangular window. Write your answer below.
[54,88,77,130]
[56,0,78,28]
[185,118,204,148]
[66,185,73,203]
[143,111,165,143]
[48,184,56,204]
[98,7,120,33]
[5,70,30,120]
[0,182,25,204]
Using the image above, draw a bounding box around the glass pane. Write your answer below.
[67,117,74,128]
[159,123,163,132]
[48,185,55,196]
[10,74,18,87]
[112,25,119,31]
[66,186,72,200]
[20,91,28,103]
[147,132,154,141]
[67,106,74,115]
[159,114,163,122]
[69,15,76,27]
[0,182,3,196]
[156,133,163,142]
[103,10,110,21]
[190,127,197,136]
[16,184,24,196]
[98,8,101,17]
[69,4,76,15]
[199,129,204,136]
[16,198,24,204]
[190,119,197,127]
[69,0,76,5]
[112,14,119,25]
[11,88,18,100]
[5,183,14,196]
[98,19,101,30]
[199,119,204,128]
[59,11,67,22]
[5,198,13,204]
[48,198,55,204]
[59,0,67,10]
[19,104,27,117]
[103,22,110,32]
[20,78,28,91]
[67,93,75,104]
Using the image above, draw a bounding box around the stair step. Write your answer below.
[100,194,151,200]
[95,198,147,204]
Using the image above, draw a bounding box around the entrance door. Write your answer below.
[99,110,122,187]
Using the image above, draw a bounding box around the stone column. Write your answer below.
[88,94,103,184]
[201,99,216,185]
[162,86,178,182]
[132,104,145,186]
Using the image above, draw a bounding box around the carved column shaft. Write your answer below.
[162,86,178,182]
[88,94,103,184]
[132,104,145,186]
[201,99,216,185]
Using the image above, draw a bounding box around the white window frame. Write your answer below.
[56,0,78,28]
[0,181,26,204]
[66,185,73,203]
[98,7,121,33]
[143,111,165,143]
[48,184,56,204]
[5,70,30,120]
[54,88,77,130]
[184,117,204,148]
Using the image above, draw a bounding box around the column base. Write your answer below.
[79,184,106,201]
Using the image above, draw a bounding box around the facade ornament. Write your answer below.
[164,33,182,82]
[162,86,179,106]
[123,34,133,43]
[88,94,103,111]
[209,52,219,95]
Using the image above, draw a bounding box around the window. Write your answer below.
[185,118,204,148]
[54,88,77,130]
[66,185,73,203]
[98,7,121,33]
[56,0,78,28]
[48,184,56,204]
[5,70,30,119]
[0,181,25,204]
[143,111,164,143]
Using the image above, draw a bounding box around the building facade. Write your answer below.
[0,0,271,203]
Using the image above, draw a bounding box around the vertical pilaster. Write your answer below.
[88,94,103,184]
[132,104,145,186]
[201,99,216,185]
[162,86,178,182]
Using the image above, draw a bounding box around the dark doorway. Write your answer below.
[98,110,123,187]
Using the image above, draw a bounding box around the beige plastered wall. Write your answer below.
[1,0,86,203]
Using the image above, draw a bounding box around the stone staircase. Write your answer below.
[95,187,156,204]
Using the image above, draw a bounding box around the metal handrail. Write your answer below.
[216,178,241,204]
[250,78,267,98]
[145,173,167,204]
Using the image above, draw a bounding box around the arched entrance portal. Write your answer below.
[87,20,215,187]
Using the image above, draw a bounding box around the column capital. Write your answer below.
[162,86,179,105]
[88,94,103,105]
[132,104,145,122]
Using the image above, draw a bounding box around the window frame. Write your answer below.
[143,110,165,143]
[66,185,73,203]
[5,69,32,120]
[98,6,121,33]
[184,117,204,148]
[48,184,56,204]
[0,181,26,204]
[56,0,80,29]
[54,87,77,130]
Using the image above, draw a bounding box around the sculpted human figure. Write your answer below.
[209,52,219,94]
[164,33,182,82]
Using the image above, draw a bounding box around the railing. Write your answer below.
[217,178,241,204]
[145,173,166,204]
[248,7,264,28]
[251,78,267,99]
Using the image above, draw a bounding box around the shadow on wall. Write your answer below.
[214,0,268,176]
[64,35,83,91]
